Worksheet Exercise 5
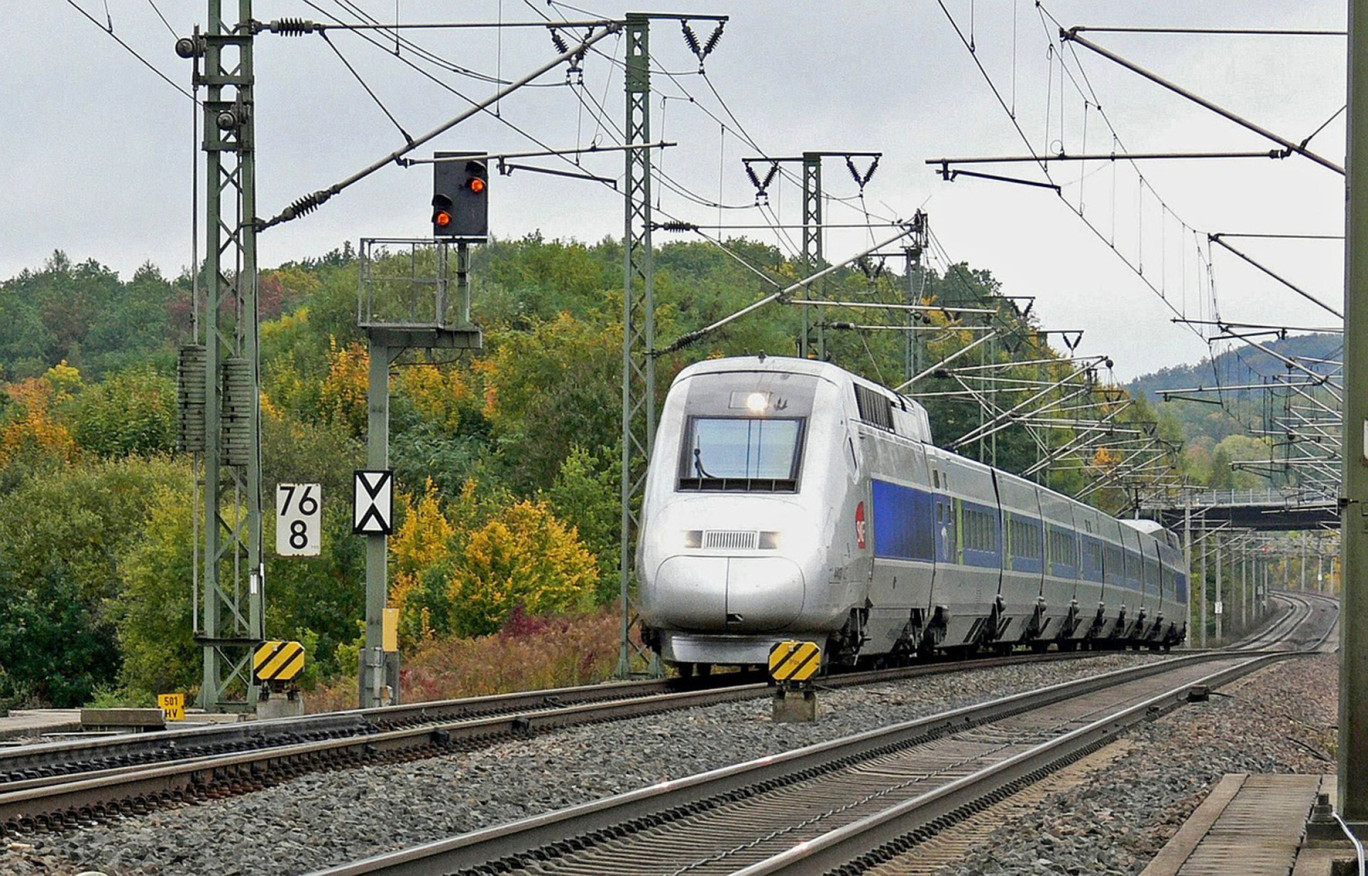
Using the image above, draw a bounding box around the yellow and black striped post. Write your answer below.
[769,640,822,723]
[253,640,305,686]
[768,640,822,683]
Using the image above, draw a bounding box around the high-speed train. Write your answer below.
[636,356,1187,673]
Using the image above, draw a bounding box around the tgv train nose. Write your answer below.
[649,555,805,631]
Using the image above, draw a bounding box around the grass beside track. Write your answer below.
[306,608,624,711]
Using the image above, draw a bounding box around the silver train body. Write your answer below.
[637,356,1188,671]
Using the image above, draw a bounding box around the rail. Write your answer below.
[0,652,1097,832]
[311,652,1281,875]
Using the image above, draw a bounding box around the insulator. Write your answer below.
[549,29,569,55]
[174,36,204,59]
[846,155,881,190]
[177,345,206,453]
[270,18,319,36]
[702,23,725,56]
[655,221,697,233]
[221,358,255,467]
[681,21,702,57]
[283,191,327,221]
[744,161,779,205]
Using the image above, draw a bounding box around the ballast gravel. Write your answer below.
[0,651,1338,876]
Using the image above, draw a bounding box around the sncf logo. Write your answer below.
[856,501,867,549]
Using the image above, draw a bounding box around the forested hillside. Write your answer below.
[0,237,1230,708]
[1128,333,1341,490]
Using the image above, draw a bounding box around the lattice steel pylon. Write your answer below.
[800,152,823,358]
[184,0,264,710]
[618,13,658,677]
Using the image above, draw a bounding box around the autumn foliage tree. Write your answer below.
[389,480,598,643]
[318,339,370,438]
[0,365,80,491]
[444,499,599,636]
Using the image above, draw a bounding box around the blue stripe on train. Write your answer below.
[871,479,936,562]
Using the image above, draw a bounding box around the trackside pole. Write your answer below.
[1339,0,1368,833]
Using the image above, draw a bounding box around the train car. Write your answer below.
[636,355,1187,674]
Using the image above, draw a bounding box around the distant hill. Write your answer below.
[1128,332,1342,403]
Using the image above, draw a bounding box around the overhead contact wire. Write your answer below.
[65,0,198,102]
[320,30,413,143]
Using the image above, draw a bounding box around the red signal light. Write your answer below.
[468,177,486,195]
[434,210,452,228]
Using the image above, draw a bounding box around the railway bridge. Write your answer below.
[1141,488,1339,533]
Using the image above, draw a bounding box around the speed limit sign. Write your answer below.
[276,483,322,557]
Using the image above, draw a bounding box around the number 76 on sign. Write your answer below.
[276,483,322,557]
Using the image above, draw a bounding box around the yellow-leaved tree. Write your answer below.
[0,365,80,473]
[397,363,471,433]
[318,339,369,438]
[444,499,599,637]
[388,481,455,646]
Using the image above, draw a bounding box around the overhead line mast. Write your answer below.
[1340,0,1368,836]
[177,0,263,711]
[617,12,727,677]
[742,152,882,359]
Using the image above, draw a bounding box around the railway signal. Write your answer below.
[433,152,488,239]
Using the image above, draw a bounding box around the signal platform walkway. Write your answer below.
[1143,773,1358,875]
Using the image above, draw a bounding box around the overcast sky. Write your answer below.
[3,2,1348,379]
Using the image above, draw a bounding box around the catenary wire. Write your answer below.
[65,0,198,102]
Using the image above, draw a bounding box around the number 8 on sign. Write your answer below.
[276,483,322,557]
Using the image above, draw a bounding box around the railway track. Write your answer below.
[1233,590,1339,652]
[0,651,1097,833]
[312,651,1281,876]
[308,598,1335,876]
[0,592,1326,855]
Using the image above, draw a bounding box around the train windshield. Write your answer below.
[678,417,804,491]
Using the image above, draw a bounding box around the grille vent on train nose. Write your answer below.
[702,530,759,550]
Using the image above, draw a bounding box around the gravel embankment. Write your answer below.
[933,652,1338,876]
[0,652,1336,875]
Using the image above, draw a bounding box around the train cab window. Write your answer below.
[677,417,804,492]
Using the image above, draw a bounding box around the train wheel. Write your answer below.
[677,663,695,679]
[696,663,712,677]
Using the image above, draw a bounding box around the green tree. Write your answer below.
[479,233,618,329]
[66,366,177,458]
[1209,446,1235,490]
[0,457,190,706]
[479,314,622,491]
[542,445,621,603]
[114,485,199,699]
[0,252,180,381]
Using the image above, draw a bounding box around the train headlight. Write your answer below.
[745,391,769,413]
[683,530,703,549]
[759,531,782,549]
